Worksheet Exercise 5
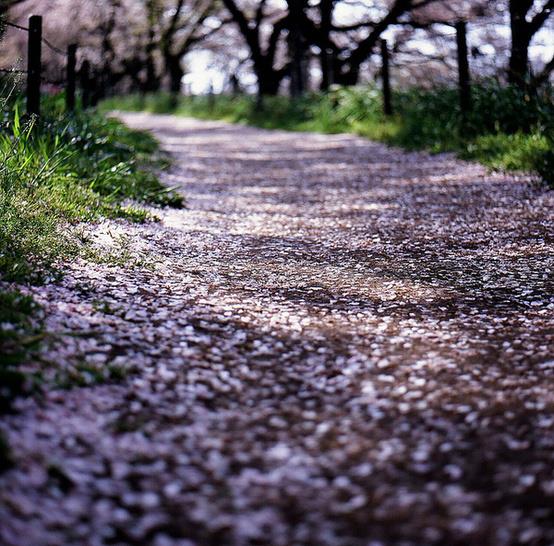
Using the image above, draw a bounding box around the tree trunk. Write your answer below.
[319,0,333,91]
[143,56,160,93]
[166,55,184,94]
[508,2,532,88]
[143,1,160,94]
[255,61,283,96]
[257,72,281,95]
[288,2,305,97]
[333,65,360,86]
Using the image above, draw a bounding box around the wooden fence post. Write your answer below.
[381,39,393,116]
[456,21,471,116]
[207,80,215,110]
[255,91,264,113]
[66,44,77,112]
[80,59,90,109]
[26,15,42,117]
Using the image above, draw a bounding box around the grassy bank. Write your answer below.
[1,95,182,282]
[102,84,553,186]
[0,92,181,468]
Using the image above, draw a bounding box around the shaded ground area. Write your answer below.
[1,114,553,546]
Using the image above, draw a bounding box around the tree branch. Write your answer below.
[529,0,554,35]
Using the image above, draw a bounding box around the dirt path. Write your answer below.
[1,113,553,546]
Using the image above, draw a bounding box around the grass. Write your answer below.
[0,88,181,469]
[1,93,182,282]
[102,83,554,186]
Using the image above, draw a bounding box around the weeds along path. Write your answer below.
[1,113,554,546]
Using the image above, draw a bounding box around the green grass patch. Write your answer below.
[0,88,181,469]
[102,84,553,186]
[1,94,181,282]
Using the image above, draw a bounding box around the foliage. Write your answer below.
[103,84,553,186]
[380,83,553,150]
[0,94,181,282]
[0,90,182,470]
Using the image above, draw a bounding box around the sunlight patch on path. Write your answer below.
[0,113,553,546]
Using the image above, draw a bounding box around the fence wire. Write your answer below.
[3,21,29,32]
[42,37,66,57]
[4,20,66,57]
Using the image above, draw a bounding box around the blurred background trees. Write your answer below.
[0,0,552,96]
[0,0,552,222]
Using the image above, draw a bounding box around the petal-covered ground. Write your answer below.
[1,114,553,546]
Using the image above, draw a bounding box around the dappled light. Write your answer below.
[1,0,553,544]
[1,114,552,546]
